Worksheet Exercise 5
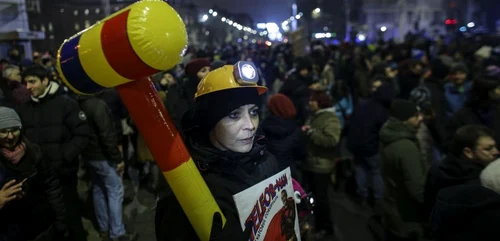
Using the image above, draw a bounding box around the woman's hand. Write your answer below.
[0,179,24,209]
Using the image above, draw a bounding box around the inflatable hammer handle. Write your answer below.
[55,1,225,240]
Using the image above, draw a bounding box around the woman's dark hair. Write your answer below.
[450,125,495,157]
[466,77,500,108]
[310,90,333,109]
[330,79,350,103]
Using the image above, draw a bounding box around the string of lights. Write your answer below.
[201,9,258,35]
[280,12,302,32]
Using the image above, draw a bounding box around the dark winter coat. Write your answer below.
[424,153,484,217]
[347,83,395,157]
[78,96,121,164]
[0,140,67,241]
[97,89,128,135]
[261,115,306,176]
[17,82,89,176]
[447,105,500,147]
[431,185,500,241]
[155,128,279,241]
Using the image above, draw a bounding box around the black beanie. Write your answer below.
[390,99,420,121]
[194,88,261,132]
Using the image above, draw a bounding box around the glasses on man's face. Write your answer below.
[0,128,21,138]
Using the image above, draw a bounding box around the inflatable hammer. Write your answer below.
[55,1,225,240]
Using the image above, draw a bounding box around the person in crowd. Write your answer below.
[398,60,424,99]
[0,107,68,241]
[77,95,138,241]
[330,79,353,130]
[2,65,30,106]
[155,63,279,240]
[261,94,305,178]
[372,63,400,96]
[302,89,341,238]
[183,58,211,104]
[17,66,89,241]
[425,125,498,214]
[279,57,315,125]
[347,82,395,203]
[409,87,441,166]
[431,184,500,241]
[379,99,427,241]
[447,76,500,145]
[430,159,500,241]
[161,70,189,129]
[443,64,473,117]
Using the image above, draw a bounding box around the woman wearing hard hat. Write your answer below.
[155,61,280,240]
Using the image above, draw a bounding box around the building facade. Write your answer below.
[362,0,447,41]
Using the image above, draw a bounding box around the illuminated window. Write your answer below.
[48,22,53,32]
[95,8,100,14]
[84,9,89,15]
[75,23,80,30]
[74,10,78,16]
[85,20,90,28]
[40,24,46,32]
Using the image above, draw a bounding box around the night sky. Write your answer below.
[190,0,292,24]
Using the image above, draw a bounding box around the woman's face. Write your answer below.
[197,66,211,80]
[210,104,259,153]
[0,127,21,150]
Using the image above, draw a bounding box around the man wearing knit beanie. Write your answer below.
[0,107,22,150]
[379,98,427,240]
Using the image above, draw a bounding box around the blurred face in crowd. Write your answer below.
[385,67,398,79]
[406,112,423,129]
[453,71,467,86]
[464,136,499,165]
[308,99,319,112]
[372,79,383,93]
[0,127,21,150]
[488,86,500,100]
[210,104,259,153]
[160,73,176,87]
[299,68,309,77]
[6,68,21,82]
[25,75,49,98]
[411,64,423,76]
[197,66,211,80]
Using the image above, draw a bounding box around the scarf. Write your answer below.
[1,142,26,165]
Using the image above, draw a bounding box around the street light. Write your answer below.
[467,22,475,28]
[201,14,208,22]
[313,8,321,14]
[380,26,387,32]
[212,12,218,17]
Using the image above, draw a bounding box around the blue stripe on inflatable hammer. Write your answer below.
[59,35,105,94]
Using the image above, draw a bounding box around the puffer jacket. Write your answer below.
[17,81,89,176]
[379,117,428,238]
[0,139,67,241]
[155,126,280,241]
[77,96,121,164]
[303,108,341,174]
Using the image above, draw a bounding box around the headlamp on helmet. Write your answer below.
[234,61,259,86]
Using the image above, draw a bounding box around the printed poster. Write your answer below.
[233,167,301,241]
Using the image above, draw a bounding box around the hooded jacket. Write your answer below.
[0,140,67,241]
[17,81,89,176]
[348,83,395,157]
[379,117,428,238]
[155,127,279,241]
[431,185,500,241]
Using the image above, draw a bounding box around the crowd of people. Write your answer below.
[0,32,500,241]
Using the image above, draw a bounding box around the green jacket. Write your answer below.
[303,108,341,174]
[379,117,428,238]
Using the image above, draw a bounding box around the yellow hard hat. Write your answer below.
[194,61,267,100]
